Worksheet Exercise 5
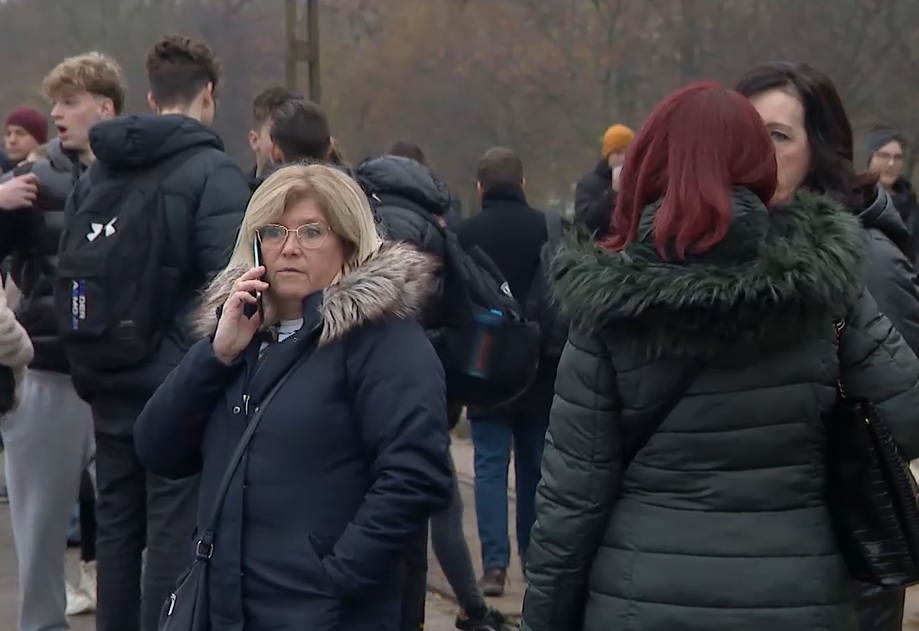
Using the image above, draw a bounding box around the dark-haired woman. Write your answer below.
[519,81,919,631]
[736,62,919,631]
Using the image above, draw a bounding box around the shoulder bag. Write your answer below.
[826,318,919,586]
[158,356,304,630]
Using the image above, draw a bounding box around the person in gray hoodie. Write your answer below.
[0,51,125,631]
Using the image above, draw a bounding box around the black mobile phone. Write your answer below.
[244,235,264,320]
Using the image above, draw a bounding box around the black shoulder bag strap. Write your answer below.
[624,361,705,464]
[193,356,303,560]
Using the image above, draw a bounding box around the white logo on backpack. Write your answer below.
[85,217,118,242]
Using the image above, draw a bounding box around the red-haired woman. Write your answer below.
[520,82,919,631]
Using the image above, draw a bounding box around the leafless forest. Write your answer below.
[1,0,916,210]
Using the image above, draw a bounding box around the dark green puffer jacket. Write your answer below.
[521,189,919,631]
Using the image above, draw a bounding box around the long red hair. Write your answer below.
[604,81,777,259]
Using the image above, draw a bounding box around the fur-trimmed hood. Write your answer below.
[192,240,438,344]
[551,189,869,357]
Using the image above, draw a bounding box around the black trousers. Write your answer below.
[401,527,430,631]
[93,403,200,631]
[78,467,96,562]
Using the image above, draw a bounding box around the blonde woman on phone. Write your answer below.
[135,164,452,631]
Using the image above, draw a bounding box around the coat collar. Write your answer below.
[192,241,437,345]
[551,189,869,358]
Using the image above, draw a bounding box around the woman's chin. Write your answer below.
[769,189,794,207]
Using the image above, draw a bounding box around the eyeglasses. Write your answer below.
[256,223,331,249]
[875,151,904,165]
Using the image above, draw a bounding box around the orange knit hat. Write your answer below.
[602,124,634,158]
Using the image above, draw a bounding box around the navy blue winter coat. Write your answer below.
[134,241,453,631]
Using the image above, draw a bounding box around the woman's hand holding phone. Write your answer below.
[212,267,268,365]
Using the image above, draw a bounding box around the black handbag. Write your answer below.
[158,357,303,630]
[826,318,919,587]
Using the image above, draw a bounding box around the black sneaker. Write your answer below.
[456,607,510,631]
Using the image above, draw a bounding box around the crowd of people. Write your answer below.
[0,31,917,631]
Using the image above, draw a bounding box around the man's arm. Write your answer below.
[0,174,39,260]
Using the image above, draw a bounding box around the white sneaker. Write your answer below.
[65,580,93,616]
[65,561,96,616]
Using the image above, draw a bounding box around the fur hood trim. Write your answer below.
[551,189,869,357]
[192,240,437,344]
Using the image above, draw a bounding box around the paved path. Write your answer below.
[0,470,462,630]
[10,438,919,629]
[0,519,460,631]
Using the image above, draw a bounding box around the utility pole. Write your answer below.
[284,0,321,103]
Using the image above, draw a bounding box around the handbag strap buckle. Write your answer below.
[195,539,214,560]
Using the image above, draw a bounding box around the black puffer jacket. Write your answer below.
[522,190,919,631]
[573,159,611,225]
[356,155,450,330]
[888,178,919,266]
[64,114,250,406]
[857,185,919,357]
[0,139,85,373]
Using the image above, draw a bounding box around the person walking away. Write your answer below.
[58,35,250,631]
[454,148,556,597]
[0,51,125,631]
[387,141,463,226]
[357,153,509,630]
[522,80,919,631]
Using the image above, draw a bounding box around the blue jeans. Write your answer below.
[470,410,548,570]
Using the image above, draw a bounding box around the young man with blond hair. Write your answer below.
[0,50,125,631]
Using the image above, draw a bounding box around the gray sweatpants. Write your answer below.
[2,369,94,631]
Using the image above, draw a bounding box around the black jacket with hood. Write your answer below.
[857,185,919,357]
[888,177,919,266]
[355,155,451,331]
[0,139,85,373]
[574,159,612,225]
[64,114,250,408]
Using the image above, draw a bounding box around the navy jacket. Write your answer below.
[134,242,452,631]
